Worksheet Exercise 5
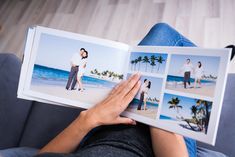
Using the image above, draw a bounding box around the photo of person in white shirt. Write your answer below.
[180,58,193,89]
[66,48,86,90]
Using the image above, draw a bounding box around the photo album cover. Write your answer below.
[18,26,232,145]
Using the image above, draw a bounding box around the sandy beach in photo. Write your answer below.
[159,118,207,135]
[31,84,111,105]
[166,83,215,97]
[126,106,158,119]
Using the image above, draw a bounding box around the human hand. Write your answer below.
[38,73,141,154]
[80,73,141,130]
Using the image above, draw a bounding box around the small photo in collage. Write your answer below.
[159,93,212,135]
[128,52,168,75]
[125,73,163,119]
[165,54,220,97]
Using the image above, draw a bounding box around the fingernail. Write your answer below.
[132,120,136,125]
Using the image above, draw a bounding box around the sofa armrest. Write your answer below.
[0,53,32,149]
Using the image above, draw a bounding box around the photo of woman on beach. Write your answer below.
[76,50,88,92]
[137,79,151,110]
[159,93,212,134]
[166,54,220,97]
[65,48,88,91]
[30,33,128,105]
[194,61,204,88]
[143,81,151,110]
[129,52,168,75]
[126,73,162,119]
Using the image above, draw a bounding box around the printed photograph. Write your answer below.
[129,52,168,75]
[159,93,212,134]
[30,33,128,104]
[166,54,220,97]
[125,73,163,119]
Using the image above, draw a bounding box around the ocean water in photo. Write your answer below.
[167,75,216,85]
[159,115,176,121]
[31,64,117,88]
[129,98,159,109]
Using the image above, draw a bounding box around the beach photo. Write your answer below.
[166,54,220,97]
[125,73,163,119]
[159,93,212,134]
[129,52,168,75]
[30,33,128,105]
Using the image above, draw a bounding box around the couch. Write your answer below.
[0,53,234,156]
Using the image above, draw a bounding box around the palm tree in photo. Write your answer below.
[137,56,142,70]
[134,59,138,71]
[156,55,166,72]
[130,60,135,70]
[168,97,182,114]
[108,71,114,78]
[190,105,203,130]
[142,56,150,72]
[191,105,198,118]
[196,100,212,133]
[150,55,157,72]
[102,70,108,77]
[118,74,124,80]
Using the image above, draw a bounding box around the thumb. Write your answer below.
[115,117,136,125]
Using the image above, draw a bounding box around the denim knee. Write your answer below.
[149,23,171,33]
[139,22,182,46]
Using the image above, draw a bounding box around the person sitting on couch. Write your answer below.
[1,23,234,157]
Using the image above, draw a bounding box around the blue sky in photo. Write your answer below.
[127,73,163,100]
[34,33,128,74]
[168,54,220,77]
[129,52,168,74]
[160,93,210,119]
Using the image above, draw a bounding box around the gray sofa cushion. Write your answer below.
[197,74,235,157]
[19,102,83,148]
[0,54,32,149]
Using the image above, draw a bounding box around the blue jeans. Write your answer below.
[0,23,227,157]
[138,22,197,157]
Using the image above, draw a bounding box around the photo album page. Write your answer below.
[18,26,231,145]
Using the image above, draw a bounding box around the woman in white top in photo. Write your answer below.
[77,50,88,92]
[143,81,151,110]
[194,61,204,88]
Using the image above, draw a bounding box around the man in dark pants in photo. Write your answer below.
[181,58,193,89]
[66,48,85,90]
[137,79,147,110]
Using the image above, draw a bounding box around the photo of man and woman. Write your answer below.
[30,33,128,105]
[159,93,212,134]
[129,52,168,75]
[125,73,163,119]
[166,54,220,97]
[65,48,88,92]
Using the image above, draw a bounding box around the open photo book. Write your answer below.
[18,26,232,145]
